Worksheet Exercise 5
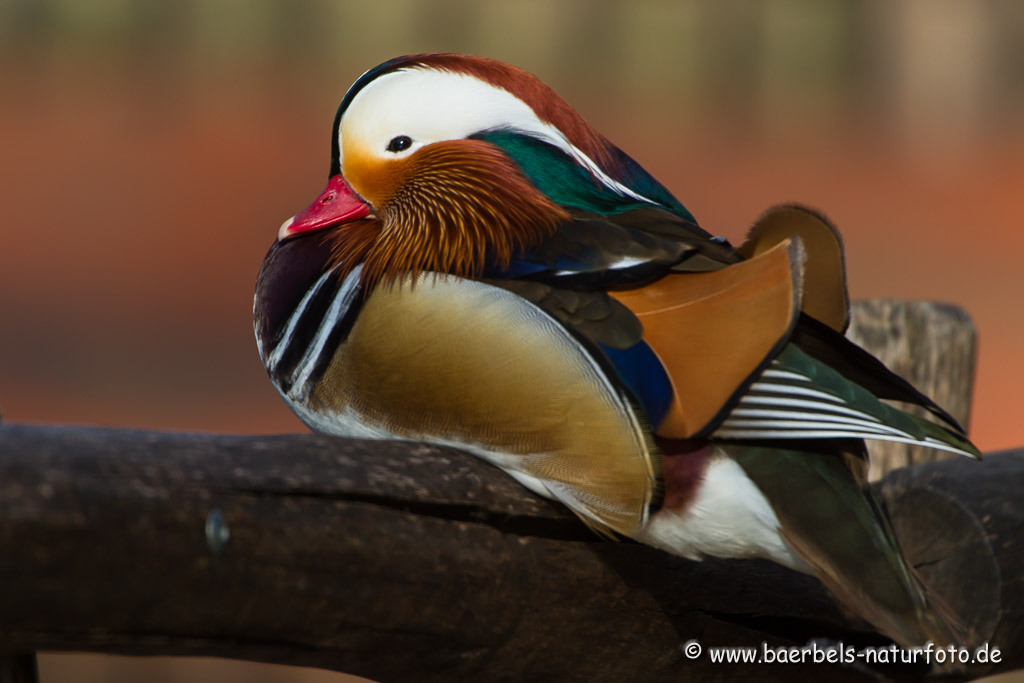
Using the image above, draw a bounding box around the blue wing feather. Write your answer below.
[598,341,673,427]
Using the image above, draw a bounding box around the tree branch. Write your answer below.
[0,425,1018,682]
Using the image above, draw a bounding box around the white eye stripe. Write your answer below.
[338,67,657,204]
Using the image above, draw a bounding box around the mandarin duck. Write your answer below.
[254,53,979,648]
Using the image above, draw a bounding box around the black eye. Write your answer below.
[386,135,412,153]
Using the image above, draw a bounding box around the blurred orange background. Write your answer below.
[1,1,1022,682]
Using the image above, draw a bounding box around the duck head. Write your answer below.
[277,53,685,287]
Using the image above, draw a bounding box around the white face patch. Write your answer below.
[338,67,655,204]
[340,68,541,164]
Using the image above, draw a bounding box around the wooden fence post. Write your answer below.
[846,300,977,479]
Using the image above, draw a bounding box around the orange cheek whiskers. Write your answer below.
[330,139,568,291]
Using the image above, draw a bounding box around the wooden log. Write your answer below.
[0,299,993,681]
[0,411,38,683]
[0,425,1016,682]
[846,300,977,479]
[0,654,37,683]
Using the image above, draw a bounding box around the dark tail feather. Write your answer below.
[729,441,967,649]
[906,563,969,646]
[791,314,966,433]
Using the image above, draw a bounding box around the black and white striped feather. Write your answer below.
[714,347,980,459]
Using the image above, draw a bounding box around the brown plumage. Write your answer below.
[330,139,568,290]
[610,239,804,438]
[739,205,849,333]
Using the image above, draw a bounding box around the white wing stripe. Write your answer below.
[714,429,974,457]
[728,408,898,431]
[721,418,912,438]
[738,395,881,421]
[748,381,846,403]
[760,369,809,382]
[265,268,334,371]
[289,265,363,395]
[729,408,875,424]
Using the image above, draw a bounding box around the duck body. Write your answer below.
[255,53,978,647]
